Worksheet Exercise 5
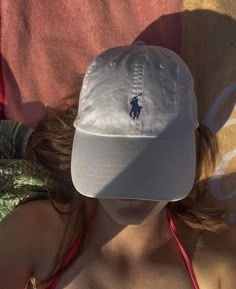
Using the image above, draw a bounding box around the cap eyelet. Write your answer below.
[160,64,166,69]
[109,61,116,66]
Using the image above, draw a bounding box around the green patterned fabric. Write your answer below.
[0,120,46,220]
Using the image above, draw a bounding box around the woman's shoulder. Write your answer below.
[9,199,68,234]
[0,199,70,288]
[191,224,236,288]
[174,217,236,287]
[200,226,236,287]
[198,226,236,264]
[6,199,68,246]
[195,224,236,259]
[1,199,71,279]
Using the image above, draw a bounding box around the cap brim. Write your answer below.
[71,128,196,201]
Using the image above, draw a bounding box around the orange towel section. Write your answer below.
[181,0,236,218]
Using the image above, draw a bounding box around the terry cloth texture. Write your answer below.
[0,0,235,216]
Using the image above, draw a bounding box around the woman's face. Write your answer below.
[97,198,168,226]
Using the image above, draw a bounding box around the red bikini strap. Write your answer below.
[46,204,98,289]
[166,209,200,289]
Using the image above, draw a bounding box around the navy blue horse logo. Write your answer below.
[129,93,143,120]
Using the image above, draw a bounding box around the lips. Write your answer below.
[116,198,140,202]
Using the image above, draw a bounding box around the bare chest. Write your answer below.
[36,246,219,289]
[45,262,194,289]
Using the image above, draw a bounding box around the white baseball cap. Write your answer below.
[71,42,199,201]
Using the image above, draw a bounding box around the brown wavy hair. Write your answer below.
[18,97,228,287]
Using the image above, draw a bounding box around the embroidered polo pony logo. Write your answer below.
[129,93,143,120]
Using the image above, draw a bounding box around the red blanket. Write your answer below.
[0,0,182,126]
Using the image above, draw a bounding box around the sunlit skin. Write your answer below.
[98,198,166,225]
[86,198,172,262]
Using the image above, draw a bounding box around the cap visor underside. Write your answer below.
[71,128,196,201]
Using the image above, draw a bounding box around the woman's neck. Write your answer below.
[89,203,173,261]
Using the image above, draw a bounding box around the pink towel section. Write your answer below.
[0,71,5,119]
[0,0,182,127]
[0,0,5,119]
[0,57,5,119]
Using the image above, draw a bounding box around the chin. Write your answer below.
[108,202,153,225]
[113,214,146,226]
[98,198,166,226]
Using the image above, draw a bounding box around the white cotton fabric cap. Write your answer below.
[71,42,199,201]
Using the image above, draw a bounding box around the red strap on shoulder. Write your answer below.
[45,204,98,289]
[166,209,200,289]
